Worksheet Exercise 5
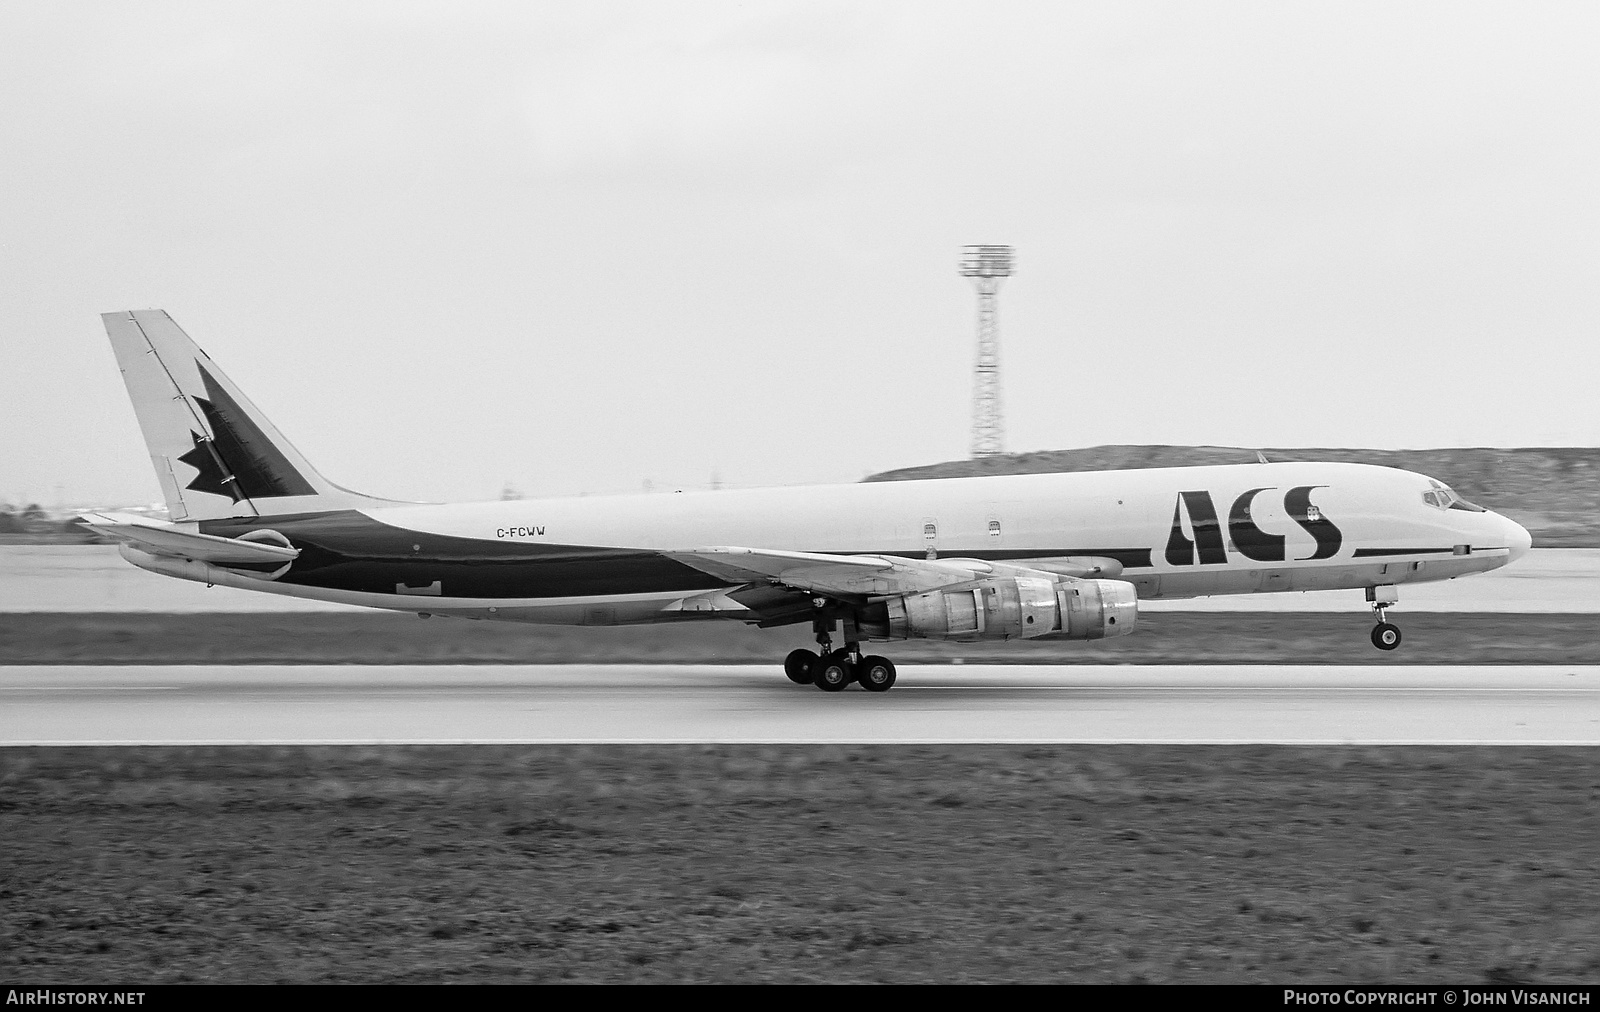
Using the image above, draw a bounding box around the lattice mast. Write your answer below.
[961,245,1014,458]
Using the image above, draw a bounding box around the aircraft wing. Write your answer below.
[79,512,300,566]
[665,547,996,598]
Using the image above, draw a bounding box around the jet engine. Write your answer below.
[859,576,1138,642]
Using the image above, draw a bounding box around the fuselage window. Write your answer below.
[988,520,1002,537]
[923,523,937,538]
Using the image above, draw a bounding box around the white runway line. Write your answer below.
[2,663,1597,746]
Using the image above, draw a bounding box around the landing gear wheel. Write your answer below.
[784,648,819,684]
[857,655,896,692]
[812,651,853,692]
[1371,623,1402,651]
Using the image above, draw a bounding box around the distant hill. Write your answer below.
[865,446,1600,547]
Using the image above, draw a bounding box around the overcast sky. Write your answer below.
[3,1,1597,508]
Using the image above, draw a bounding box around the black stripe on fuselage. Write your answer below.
[1351,548,1458,558]
[200,511,728,599]
[199,511,1154,599]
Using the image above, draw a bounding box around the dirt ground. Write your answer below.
[1,745,1597,984]
[3,611,1598,665]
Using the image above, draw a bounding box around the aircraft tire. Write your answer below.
[784,649,819,684]
[858,655,896,692]
[1371,622,1402,651]
[812,652,852,692]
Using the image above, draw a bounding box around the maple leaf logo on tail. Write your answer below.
[177,432,245,501]
[178,363,316,500]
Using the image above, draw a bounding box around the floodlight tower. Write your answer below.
[960,244,1014,458]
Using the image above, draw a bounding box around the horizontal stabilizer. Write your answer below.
[79,512,299,566]
[659,588,753,614]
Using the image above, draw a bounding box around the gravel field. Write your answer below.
[2,745,1596,984]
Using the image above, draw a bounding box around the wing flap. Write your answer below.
[666,547,993,597]
[1001,556,1125,579]
[79,512,300,565]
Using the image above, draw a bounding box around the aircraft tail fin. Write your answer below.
[102,310,403,522]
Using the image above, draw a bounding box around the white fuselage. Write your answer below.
[125,460,1532,626]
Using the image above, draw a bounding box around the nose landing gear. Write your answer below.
[1366,585,1402,651]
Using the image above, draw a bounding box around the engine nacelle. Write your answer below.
[865,576,1138,642]
[1055,577,1138,640]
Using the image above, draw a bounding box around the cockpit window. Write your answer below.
[1423,480,1487,513]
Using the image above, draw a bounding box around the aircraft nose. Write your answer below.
[1502,515,1532,562]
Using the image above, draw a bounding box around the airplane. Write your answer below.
[85,310,1533,692]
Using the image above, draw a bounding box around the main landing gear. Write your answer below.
[782,615,898,692]
[1367,585,1401,651]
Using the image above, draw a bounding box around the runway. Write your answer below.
[3,663,1597,745]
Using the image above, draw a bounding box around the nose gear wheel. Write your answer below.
[1371,622,1401,650]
